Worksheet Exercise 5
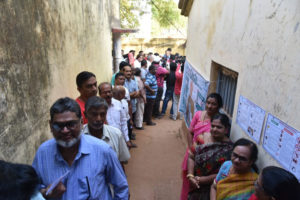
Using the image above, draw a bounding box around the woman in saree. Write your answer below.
[187,113,233,200]
[180,93,223,200]
[249,166,300,200]
[210,138,259,200]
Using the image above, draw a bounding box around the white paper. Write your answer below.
[263,114,300,180]
[46,170,70,196]
[236,95,266,143]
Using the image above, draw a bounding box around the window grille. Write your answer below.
[216,69,238,117]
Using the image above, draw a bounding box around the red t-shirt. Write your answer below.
[76,98,88,124]
[174,65,183,95]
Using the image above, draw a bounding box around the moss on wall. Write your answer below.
[0,0,113,163]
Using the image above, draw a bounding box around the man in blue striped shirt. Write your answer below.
[144,65,158,126]
[32,97,128,200]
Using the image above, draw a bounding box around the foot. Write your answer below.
[146,122,156,126]
[131,135,136,140]
[130,141,137,148]
[169,116,176,121]
[135,127,144,130]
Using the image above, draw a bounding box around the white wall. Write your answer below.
[185,0,300,168]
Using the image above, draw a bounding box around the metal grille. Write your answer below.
[216,70,237,117]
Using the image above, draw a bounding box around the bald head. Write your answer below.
[113,85,125,101]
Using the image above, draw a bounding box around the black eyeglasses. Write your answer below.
[231,152,249,162]
[51,120,80,132]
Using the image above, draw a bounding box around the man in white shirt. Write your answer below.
[98,82,122,131]
[83,96,130,163]
[112,86,137,148]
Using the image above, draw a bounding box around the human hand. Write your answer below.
[150,89,155,95]
[41,182,66,199]
[188,176,200,189]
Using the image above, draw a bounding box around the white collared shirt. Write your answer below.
[82,124,130,162]
[107,98,122,130]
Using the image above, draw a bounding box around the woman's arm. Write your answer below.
[187,131,194,148]
[187,155,199,189]
[210,179,217,200]
[196,174,217,185]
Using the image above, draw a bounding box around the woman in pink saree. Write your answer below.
[180,93,223,200]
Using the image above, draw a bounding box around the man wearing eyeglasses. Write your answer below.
[32,97,129,200]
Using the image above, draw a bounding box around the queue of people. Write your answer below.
[180,93,300,200]
[0,48,299,200]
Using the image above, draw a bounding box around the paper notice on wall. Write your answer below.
[263,114,300,180]
[179,60,210,128]
[236,95,266,143]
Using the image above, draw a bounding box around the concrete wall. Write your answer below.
[184,0,300,168]
[0,0,114,164]
[122,37,186,56]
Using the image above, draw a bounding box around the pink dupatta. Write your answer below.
[180,111,211,200]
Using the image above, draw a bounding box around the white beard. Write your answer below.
[56,133,81,148]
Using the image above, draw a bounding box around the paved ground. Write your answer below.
[125,107,186,200]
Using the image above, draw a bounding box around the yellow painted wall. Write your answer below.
[184,0,300,168]
[0,0,113,163]
[122,38,186,56]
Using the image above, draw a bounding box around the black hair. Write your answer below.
[170,62,177,71]
[134,68,141,76]
[167,48,172,51]
[119,61,130,71]
[154,53,159,56]
[261,166,300,200]
[0,160,40,200]
[115,72,125,80]
[76,71,96,88]
[98,82,112,94]
[211,113,231,129]
[85,96,108,113]
[141,59,147,67]
[233,138,258,163]
[170,54,175,61]
[50,97,81,121]
[149,65,156,71]
[206,93,223,109]
[136,54,142,60]
[181,61,185,72]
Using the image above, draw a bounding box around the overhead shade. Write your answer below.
[112,27,138,33]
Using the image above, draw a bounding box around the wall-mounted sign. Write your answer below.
[263,114,300,180]
[236,95,266,143]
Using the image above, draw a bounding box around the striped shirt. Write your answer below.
[32,134,128,200]
[145,73,158,99]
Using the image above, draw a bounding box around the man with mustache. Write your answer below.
[32,97,128,199]
[83,96,130,163]
[76,71,98,124]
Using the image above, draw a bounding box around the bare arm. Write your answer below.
[187,131,193,148]
[210,179,217,200]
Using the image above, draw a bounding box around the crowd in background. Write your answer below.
[1,48,300,200]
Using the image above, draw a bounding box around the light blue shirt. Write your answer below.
[124,77,139,113]
[32,134,128,200]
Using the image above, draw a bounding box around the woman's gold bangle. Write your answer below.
[186,174,194,179]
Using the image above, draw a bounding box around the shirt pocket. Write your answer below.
[78,174,105,200]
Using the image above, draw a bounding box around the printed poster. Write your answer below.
[236,95,266,143]
[179,60,210,127]
[263,114,300,180]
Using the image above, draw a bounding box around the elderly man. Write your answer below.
[83,96,130,163]
[75,71,97,124]
[32,97,128,200]
[98,82,122,131]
